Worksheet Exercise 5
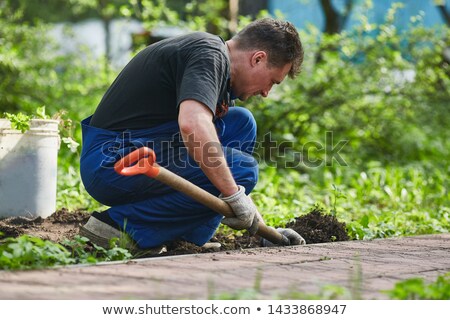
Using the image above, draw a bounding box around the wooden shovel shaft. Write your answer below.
[156,166,286,245]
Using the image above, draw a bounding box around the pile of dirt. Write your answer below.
[286,208,350,243]
[0,208,349,256]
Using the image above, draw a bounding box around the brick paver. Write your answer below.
[0,234,449,299]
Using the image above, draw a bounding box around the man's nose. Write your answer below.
[261,84,273,98]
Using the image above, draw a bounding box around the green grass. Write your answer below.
[252,163,449,239]
[56,165,106,212]
[385,272,450,300]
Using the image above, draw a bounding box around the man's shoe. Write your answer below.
[202,242,221,251]
[79,211,125,249]
[79,211,167,255]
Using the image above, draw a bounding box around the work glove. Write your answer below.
[220,185,258,233]
[260,227,306,247]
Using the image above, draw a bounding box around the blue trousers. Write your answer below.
[80,107,258,248]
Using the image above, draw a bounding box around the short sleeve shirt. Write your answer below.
[90,32,232,131]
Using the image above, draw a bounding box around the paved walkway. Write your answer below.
[1,234,449,299]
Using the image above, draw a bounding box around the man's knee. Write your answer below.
[228,149,259,193]
[228,107,256,132]
[239,166,258,194]
[220,107,257,153]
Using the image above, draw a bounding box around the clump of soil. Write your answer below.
[286,208,349,244]
[0,209,90,243]
[0,207,349,257]
[161,233,259,256]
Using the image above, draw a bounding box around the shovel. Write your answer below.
[114,147,290,246]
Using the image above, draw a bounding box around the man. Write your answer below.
[79,18,305,250]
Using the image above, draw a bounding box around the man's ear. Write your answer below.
[251,51,267,67]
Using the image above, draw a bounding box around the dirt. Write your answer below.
[0,208,90,243]
[0,208,349,257]
[286,208,350,243]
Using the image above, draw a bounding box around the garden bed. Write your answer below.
[0,208,349,257]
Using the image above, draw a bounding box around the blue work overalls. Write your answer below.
[80,107,258,248]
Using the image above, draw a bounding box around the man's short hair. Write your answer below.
[232,18,304,78]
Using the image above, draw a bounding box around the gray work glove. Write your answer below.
[220,185,258,233]
[260,227,306,247]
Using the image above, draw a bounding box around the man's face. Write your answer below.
[232,52,292,101]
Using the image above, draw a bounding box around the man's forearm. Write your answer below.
[179,101,239,197]
[183,129,238,196]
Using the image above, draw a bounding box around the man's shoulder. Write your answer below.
[140,31,225,61]
[171,31,225,47]
[189,31,223,41]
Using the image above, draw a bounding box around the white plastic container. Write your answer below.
[0,118,60,218]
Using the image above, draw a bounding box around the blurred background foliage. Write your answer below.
[0,0,449,238]
[251,5,450,167]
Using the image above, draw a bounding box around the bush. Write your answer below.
[248,7,450,168]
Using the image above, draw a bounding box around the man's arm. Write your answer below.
[179,100,301,241]
[178,100,238,197]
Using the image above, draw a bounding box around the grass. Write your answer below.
[385,272,450,300]
[252,163,449,239]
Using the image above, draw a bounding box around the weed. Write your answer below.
[3,112,32,133]
[385,273,450,300]
[61,235,132,263]
[331,184,347,216]
[0,234,132,270]
[0,235,74,270]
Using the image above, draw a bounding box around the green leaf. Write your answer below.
[35,106,48,119]
[360,215,370,228]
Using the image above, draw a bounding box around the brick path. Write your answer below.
[0,234,449,299]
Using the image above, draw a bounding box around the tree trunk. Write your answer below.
[436,5,450,26]
[98,0,111,66]
[239,0,268,17]
[229,0,239,36]
[103,17,112,64]
[319,0,353,34]
[320,0,340,34]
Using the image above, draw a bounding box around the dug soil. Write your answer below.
[0,208,349,257]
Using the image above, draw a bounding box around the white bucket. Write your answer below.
[0,118,61,218]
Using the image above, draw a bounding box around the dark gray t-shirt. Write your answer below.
[90,32,231,131]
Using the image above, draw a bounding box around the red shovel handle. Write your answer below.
[114,147,160,178]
